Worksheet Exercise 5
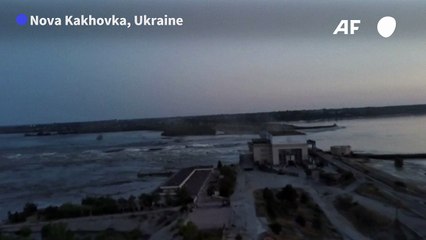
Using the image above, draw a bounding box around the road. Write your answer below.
[316,152,426,238]
[230,168,368,240]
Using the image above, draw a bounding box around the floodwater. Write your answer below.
[1,114,426,219]
[0,131,255,219]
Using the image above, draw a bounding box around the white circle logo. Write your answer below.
[377,16,396,38]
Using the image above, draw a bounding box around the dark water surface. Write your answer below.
[2,115,426,220]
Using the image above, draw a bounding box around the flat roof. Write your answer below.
[182,169,211,197]
[251,138,270,144]
[268,130,305,136]
[162,165,212,188]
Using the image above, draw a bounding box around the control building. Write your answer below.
[249,131,309,166]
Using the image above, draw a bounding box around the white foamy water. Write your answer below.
[0,131,255,220]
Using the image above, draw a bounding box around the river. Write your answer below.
[1,114,426,220]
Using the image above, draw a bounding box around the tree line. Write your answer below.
[8,188,193,224]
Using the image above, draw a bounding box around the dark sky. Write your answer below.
[1,0,426,125]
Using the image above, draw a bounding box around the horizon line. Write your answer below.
[1,102,426,128]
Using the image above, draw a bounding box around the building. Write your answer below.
[249,138,272,165]
[249,131,309,166]
[159,166,213,202]
[330,145,352,156]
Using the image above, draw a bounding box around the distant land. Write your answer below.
[2,103,426,136]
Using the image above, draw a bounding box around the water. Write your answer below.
[1,115,426,220]
[0,131,256,220]
[304,115,426,154]
[299,115,426,187]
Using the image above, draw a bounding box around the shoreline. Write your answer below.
[2,103,426,135]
